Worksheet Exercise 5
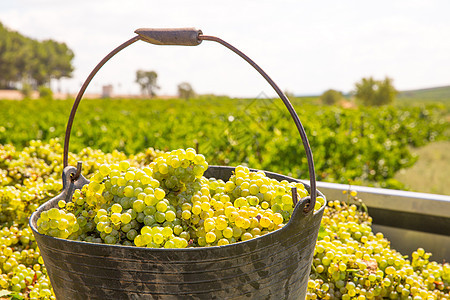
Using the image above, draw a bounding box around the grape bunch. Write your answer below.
[151,147,204,192]
[179,165,320,247]
[306,198,450,300]
[4,139,449,299]
[0,139,154,299]
[0,225,53,299]
[36,148,322,249]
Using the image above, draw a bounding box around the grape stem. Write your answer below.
[310,264,327,281]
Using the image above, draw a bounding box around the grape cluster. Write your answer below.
[306,197,450,300]
[179,165,321,247]
[0,225,53,299]
[2,139,449,299]
[0,139,158,299]
[36,148,322,249]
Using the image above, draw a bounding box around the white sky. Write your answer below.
[1,0,450,97]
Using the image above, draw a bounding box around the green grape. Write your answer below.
[4,141,448,299]
[307,199,450,299]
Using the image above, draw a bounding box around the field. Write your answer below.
[1,97,448,191]
[398,86,450,102]
[394,141,450,195]
[1,96,449,299]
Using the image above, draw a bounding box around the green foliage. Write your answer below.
[38,86,53,100]
[135,70,159,97]
[0,22,74,90]
[354,77,397,106]
[320,89,343,105]
[0,98,447,189]
[177,82,196,100]
[20,83,32,99]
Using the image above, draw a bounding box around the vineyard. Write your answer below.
[1,97,448,189]
[0,97,449,299]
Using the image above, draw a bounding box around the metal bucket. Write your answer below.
[29,28,326,299]
[30,166,325,299]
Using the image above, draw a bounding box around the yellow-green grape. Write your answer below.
[205,231,216,244]
[307,200,450,299]
[3,141,450,299]
[23,144,449,299]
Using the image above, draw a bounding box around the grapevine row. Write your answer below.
[0,98,448,189]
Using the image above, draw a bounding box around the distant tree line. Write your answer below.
[135,70,159,97]
[320,89,344,105]
[0,22,74,90]
[135,70,197,100]
[320,76,397,106]
[354,77,397,106]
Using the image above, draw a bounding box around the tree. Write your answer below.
[375,77,397,106]
[320,89,343,105]
[51,41,75,82]
[136,70,159,97]
[177,82,196,100]
[354,77,397,106]
[0,22,74,90]
[39,85,53,100]
[0,23,30,88]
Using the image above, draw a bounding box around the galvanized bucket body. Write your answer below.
[30,166,325,299]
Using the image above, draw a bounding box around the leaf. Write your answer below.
[317,225,327,240]
[0,290,12,297]
[11,294,24,300]
[0,290,25,300]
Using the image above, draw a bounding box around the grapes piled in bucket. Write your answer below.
[36,148,324,248]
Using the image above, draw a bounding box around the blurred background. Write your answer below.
[0,0,449,194]
[1,0,450,98]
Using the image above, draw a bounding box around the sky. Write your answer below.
[1,0,450,98]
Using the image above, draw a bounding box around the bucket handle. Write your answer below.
[62,28,317,213]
